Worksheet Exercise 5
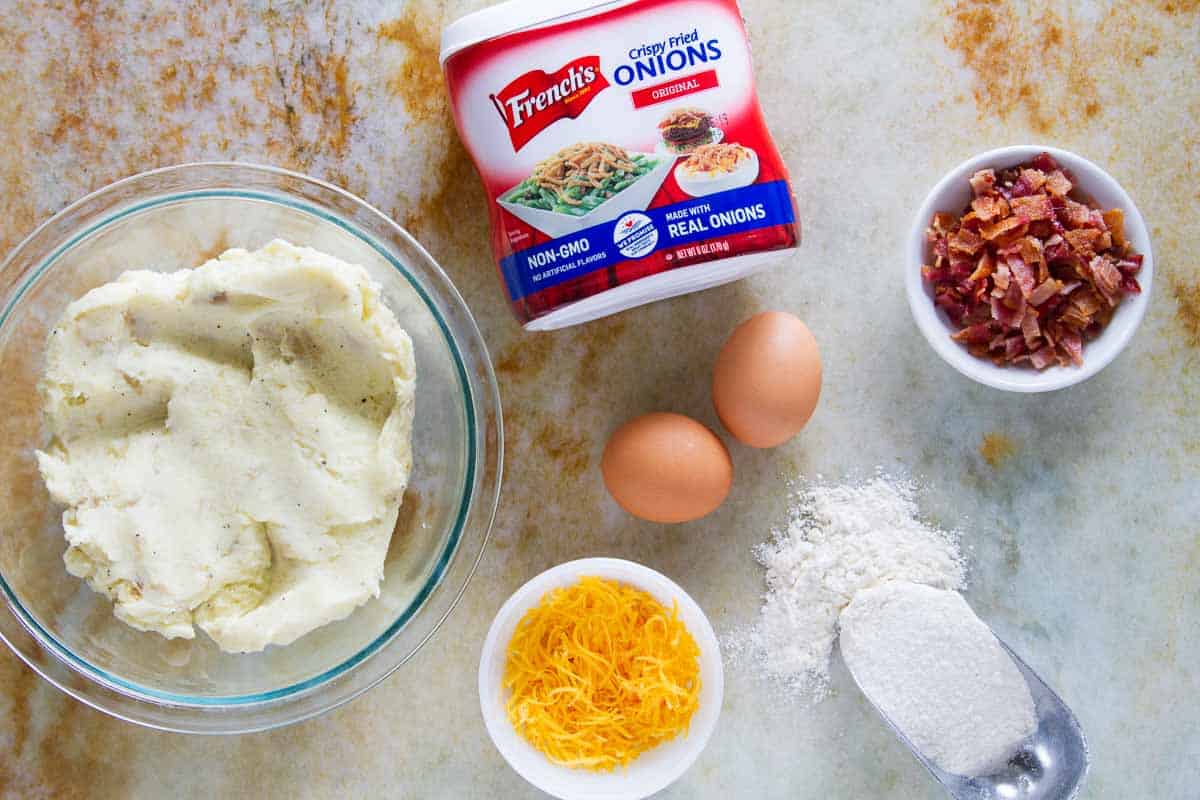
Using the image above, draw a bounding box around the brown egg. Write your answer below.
[601,412,733,523]
[712,311,822,448]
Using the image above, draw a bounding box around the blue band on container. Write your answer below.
[499,180,795,302]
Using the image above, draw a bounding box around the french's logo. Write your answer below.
[490,56,609,151]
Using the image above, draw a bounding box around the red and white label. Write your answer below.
[489,56,611,151]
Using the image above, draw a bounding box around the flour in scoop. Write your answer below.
[839,582,1038,776]
[726,475,966,700]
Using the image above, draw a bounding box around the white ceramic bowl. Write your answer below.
[906,145,1153,393]
[478,558,723,800]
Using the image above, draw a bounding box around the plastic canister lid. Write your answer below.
[439,0,636,65]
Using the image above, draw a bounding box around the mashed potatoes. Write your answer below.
[35,240,415,653]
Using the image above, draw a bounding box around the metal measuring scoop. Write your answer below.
[846,637,1089,800]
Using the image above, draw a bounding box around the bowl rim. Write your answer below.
[904,144,1154,393]
[0,162,504,732]
[478,557,724,800]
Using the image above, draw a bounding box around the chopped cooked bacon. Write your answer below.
[963,303,992,325]
[1062,199,1092,228]
[931,212,958,234]
[1008,256,1036,298]
[1030,152,1060,172]
[951,323,993,344]
[1001,278,1025,310]
[948,250,974,279]
[1060,294,1097,329]
[971,194,1006,222]
[1021,309,1042,348]
[1039,293,1068,318]
[992,294,1025,328]
[922,151,1144,370]
[1044,170,1073,197]
[1028,278,1063,306]
[992,261,1011,291]
[1103,208,1126,248]
[969,169,996,196]
[1028,219,1056,239]
[1059,329,1084,366]
[1003,335,1027,361]
[1029,346,1057,369]
[1064,228,1103,258]
[922,264,948,283]
[1090,255,1123,305]
[950,227,985,255]
[931,236,949,262]
[1004,236,1045,273]
[1010,194,1054,221]
[1010,174,1035,198]
[1020,168,1047,192]
[936,293,968,325]
[969,249,996,283]
[1076,287,1105,314]
[981,216,1028,245]
[1043,234,1071,263]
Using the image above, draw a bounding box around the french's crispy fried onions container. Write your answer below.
[441,0,801,330]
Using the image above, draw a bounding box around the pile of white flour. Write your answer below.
[726,474,966,699]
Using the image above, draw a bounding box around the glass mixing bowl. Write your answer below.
[0,163,502,733]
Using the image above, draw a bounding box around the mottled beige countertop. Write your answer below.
[1,1,1198,798]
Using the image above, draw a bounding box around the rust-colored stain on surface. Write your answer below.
[489,322,621,556]
[980,432,1017,468]
[532,419,592,480]
[1172,277,1200,349]
[942,0,1169,133]
[378,9,446,127]
[574,317,629,391]
[263,5,358,170]
[409,134,487,248]
[0,1,375,256]
[377,4,487,251]
[495,334,556,378]
[0,651,136,798]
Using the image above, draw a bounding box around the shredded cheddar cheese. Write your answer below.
[503,576,702,771]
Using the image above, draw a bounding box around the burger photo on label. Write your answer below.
[656,107,724,155]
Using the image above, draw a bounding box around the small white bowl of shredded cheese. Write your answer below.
[479,558,724,800]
